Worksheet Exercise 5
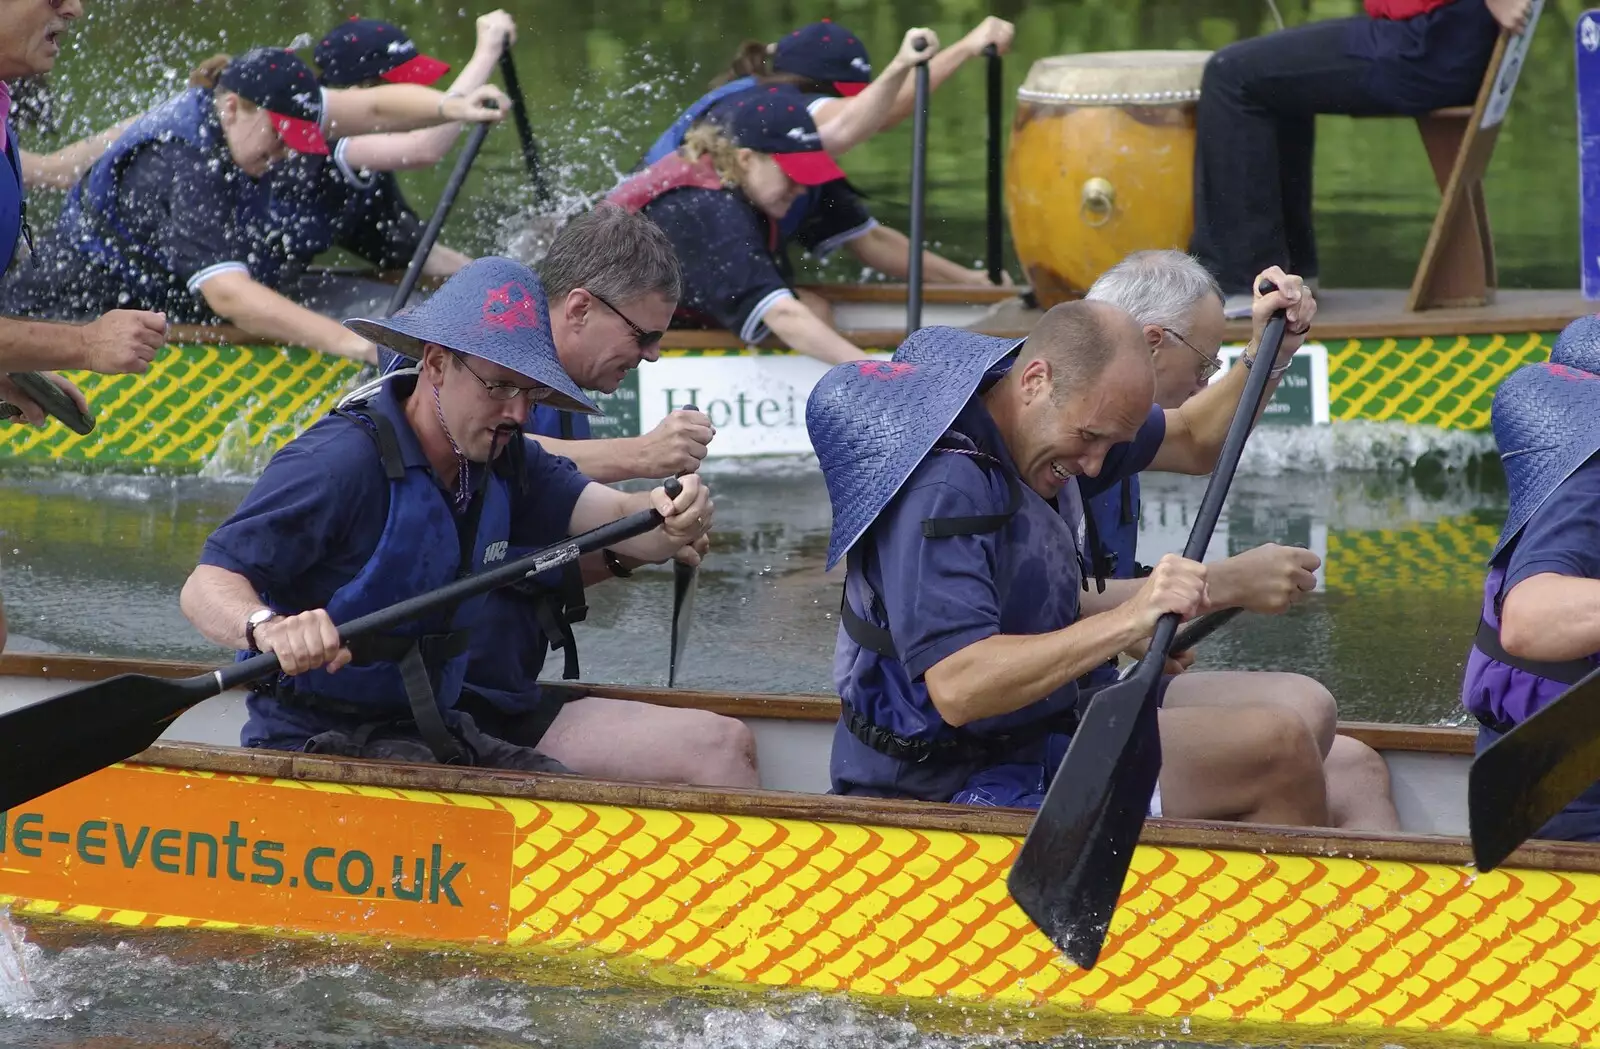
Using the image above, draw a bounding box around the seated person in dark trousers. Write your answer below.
[1188,0,1530,314]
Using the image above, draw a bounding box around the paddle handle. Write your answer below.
[386,110,496,318]
[499,50,552,206]
[2,372,95,434]
[906,37,931,335]
[984,44,1004,285]
[213,478,684,693]
[1144,283,1288,665]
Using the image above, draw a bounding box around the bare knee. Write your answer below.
[1248,711,1329,826]
[1278,674,1337,756]
[679,713,760,789]
[1324,734,1400,832]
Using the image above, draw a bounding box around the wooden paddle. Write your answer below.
[498,50,553,208]
[906,37,931,334]
[667,409,701,688]
[0,371,95,434]
[1008,280,1288,970]
[0,480,680,813]
[385,106,498,317]
[1470,665,1600,871]
[983,43,1004,286]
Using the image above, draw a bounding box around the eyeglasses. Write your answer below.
[587,288,664,350]
[450,352,552,403]
[1161,327,1224,382]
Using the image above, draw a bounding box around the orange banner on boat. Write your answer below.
[0,765,515,942]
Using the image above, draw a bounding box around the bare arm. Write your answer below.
[1501,574,1600,661]
[1148,269,1315,474]
[19,116,138,189]
[0,309,166,373]
[846,224,994,286]
[565,475,712,564]
[529,435,653,484]
[762,296,868,364]
[421,244,471,278]
[199,271,375,364]
[323,83,508,139]
[924,554,1206,726]
[526,408,713,483]
[180,564,269,650]
[813,18,1012,141]
[811,28,937,157]
[340,11,514,171]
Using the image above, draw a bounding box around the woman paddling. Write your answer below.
[608,82,897,365]
[0,47,505,364]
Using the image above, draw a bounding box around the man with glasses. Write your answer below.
[449,208,763,789]
[1082,250,1399,829]
[180,257,714,769]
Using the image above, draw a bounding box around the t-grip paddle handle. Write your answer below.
[212,476,685,694]
[1132,278,1287,681]
[0,372,96,435]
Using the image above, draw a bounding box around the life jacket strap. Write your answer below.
[841,702,1081,765]
[1473,617,1594,687]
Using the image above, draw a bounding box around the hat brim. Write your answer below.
[381,53,451,86]
[271,112,329,155]
[833,80,868,96]
[1490,363,1600,559]
[774,149,846,186]
[342,316,600,416]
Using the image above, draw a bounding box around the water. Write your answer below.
[15,0,1590,289]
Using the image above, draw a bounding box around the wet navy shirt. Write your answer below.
[642,180,875,343]
[1502,456,1600,598]
[199,378,592,613]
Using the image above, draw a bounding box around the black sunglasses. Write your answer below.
[587,288,664,350]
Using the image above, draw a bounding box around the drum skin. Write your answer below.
[1006,51,1211,307]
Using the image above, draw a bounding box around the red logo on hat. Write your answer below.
[856,361,914,380]
[482,282,543,331]
[1549,363,1600,383]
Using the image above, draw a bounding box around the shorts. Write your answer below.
[302,712,572,773]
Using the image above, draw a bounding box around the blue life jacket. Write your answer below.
[59,88,276,291]
[640,77,758,168]
[1080,475,1143,689]
[460,403,592,717]
[1462,558,1600,840]
[830,426,1089,806]
[243,383,513,759]
[0,123,24,281]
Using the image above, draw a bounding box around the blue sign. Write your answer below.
[1579,10,1600,297]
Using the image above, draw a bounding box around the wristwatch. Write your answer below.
[244,607,279,653]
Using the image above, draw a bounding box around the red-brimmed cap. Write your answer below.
[833,81,868,97]
[773,149,846,186]
[269,111,329,155]
[380,52,451,85]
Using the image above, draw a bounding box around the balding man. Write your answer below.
[807,271,1337,824]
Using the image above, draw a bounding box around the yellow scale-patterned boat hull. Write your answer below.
[0,331,1555,474]
[1,749,1598,1046]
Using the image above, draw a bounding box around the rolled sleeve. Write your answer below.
[1505,459,1600,592]
[507,440,596,549]
[122,146,253,295]
[794,181,876,259]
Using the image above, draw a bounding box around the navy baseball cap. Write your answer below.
[707,85,846,186]
[314,18,450,88]
[218,48,328,155]
[773,20,873,96]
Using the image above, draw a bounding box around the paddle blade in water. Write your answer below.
[1470,666,1600,871]
[668,560,698,688]
[1008,675,1162,969]
[0,671,218,811]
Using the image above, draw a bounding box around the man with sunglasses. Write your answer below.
[1083,250,1399,829]
[181,257,714,769]
[446,207,761,789]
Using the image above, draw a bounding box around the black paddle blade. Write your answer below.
[668,560,698,688]
[1008,676,1162,968]
[0,671,215,811]
[1469,667,1600,871]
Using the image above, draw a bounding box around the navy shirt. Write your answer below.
[1345,0,1498,112]
[642,180,875,343]
[200,377,592,613]
[266,144,425,290]
[1503,456,1600,596]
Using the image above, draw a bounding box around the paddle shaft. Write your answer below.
[385,115,495,318]
[499,50,552,207]
[984,44,1004,285]
[667,408,701,688]
[906,39,931,335]
[0,371,95,434]
[215,486,677,694]
[1170,607,1243,656]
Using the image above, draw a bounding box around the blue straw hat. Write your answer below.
[1548,313,1600,375]
[345,257,598,415]
[1490,361,1600,558]
[807,326,1024,570]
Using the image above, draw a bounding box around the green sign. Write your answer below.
[1259,354,1314,427]
[588,369,641,439]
